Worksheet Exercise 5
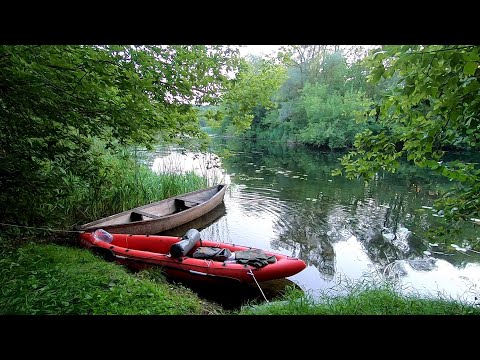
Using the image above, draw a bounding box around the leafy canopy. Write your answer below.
[212,56,287,134]
[0,45,240,225]
[336,45,480,221]
[249,47,376,146]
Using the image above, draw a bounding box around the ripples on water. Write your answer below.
[145,141,480,308]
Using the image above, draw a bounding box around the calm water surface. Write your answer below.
[143,138,480,307]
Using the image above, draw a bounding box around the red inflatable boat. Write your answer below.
[79,229,306,284]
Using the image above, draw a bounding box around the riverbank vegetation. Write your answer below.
[208,46,379,147]
[0,45,240,232]
[0,243,223,314]
[240,284,480,315]
[64,144,206,229]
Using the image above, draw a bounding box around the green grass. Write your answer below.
[240,284,480,315]
[0,243,223,315]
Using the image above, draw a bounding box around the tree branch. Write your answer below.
[406,45,476,56]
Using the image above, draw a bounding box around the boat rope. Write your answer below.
[248,269,269,303]
[0,222,83,233]
[204,259,213,268]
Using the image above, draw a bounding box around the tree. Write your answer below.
[280,45,339,86]
[255,49,374,147]
[336,45,480,223]
[298,83,367,149]
[214,56,287,134]
[0,45,240,225]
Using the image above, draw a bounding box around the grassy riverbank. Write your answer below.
[0,148,221,315]
[0,243,223,315]
[240,285,480,315]
[1,241,479,315]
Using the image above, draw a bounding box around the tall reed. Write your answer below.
[59,146,207,228]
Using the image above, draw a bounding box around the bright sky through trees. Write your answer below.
[238,45,378,63]
[238,45,281,58]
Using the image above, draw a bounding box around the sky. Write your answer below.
[238,45,281,58]
[237,45,378,62]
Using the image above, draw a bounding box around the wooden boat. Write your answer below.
[78,229,307,284]
[75,184,227,235]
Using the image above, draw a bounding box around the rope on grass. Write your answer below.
[248,269,269,303]
[0,222,83,233]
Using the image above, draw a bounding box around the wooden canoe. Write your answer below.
[75,184,227,235]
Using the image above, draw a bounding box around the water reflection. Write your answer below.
[143,139,480,306]
[150,148,231,186]
[385,258,480,304]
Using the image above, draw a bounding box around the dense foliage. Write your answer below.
[337,45,480,223]
[298,82,366,149]
[212,46,378,148]
[0,45,240,227]
[210,56,287,135]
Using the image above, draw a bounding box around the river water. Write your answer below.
[142,137,480,307]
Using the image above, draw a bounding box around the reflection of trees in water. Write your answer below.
[272,193,427,277]
[344,196,421,265]
[215,138,442,273]
[273,209,336,281]
[353,193,427,268]
[217,138,450,274]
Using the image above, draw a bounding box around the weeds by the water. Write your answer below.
[0,243,222,315]
[60,147,207,228]
[240,282,480,315]
[241,267,480,315]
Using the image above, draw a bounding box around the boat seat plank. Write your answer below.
[175,198,200,207]
[131,209,161,220]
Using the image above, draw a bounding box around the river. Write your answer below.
[140,137,480,308]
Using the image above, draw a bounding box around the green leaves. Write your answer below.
[340,44,480,224]
[0,45,241,226]
[463,61,478,76]
[297,82,369,149]
[217,57,287,134]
